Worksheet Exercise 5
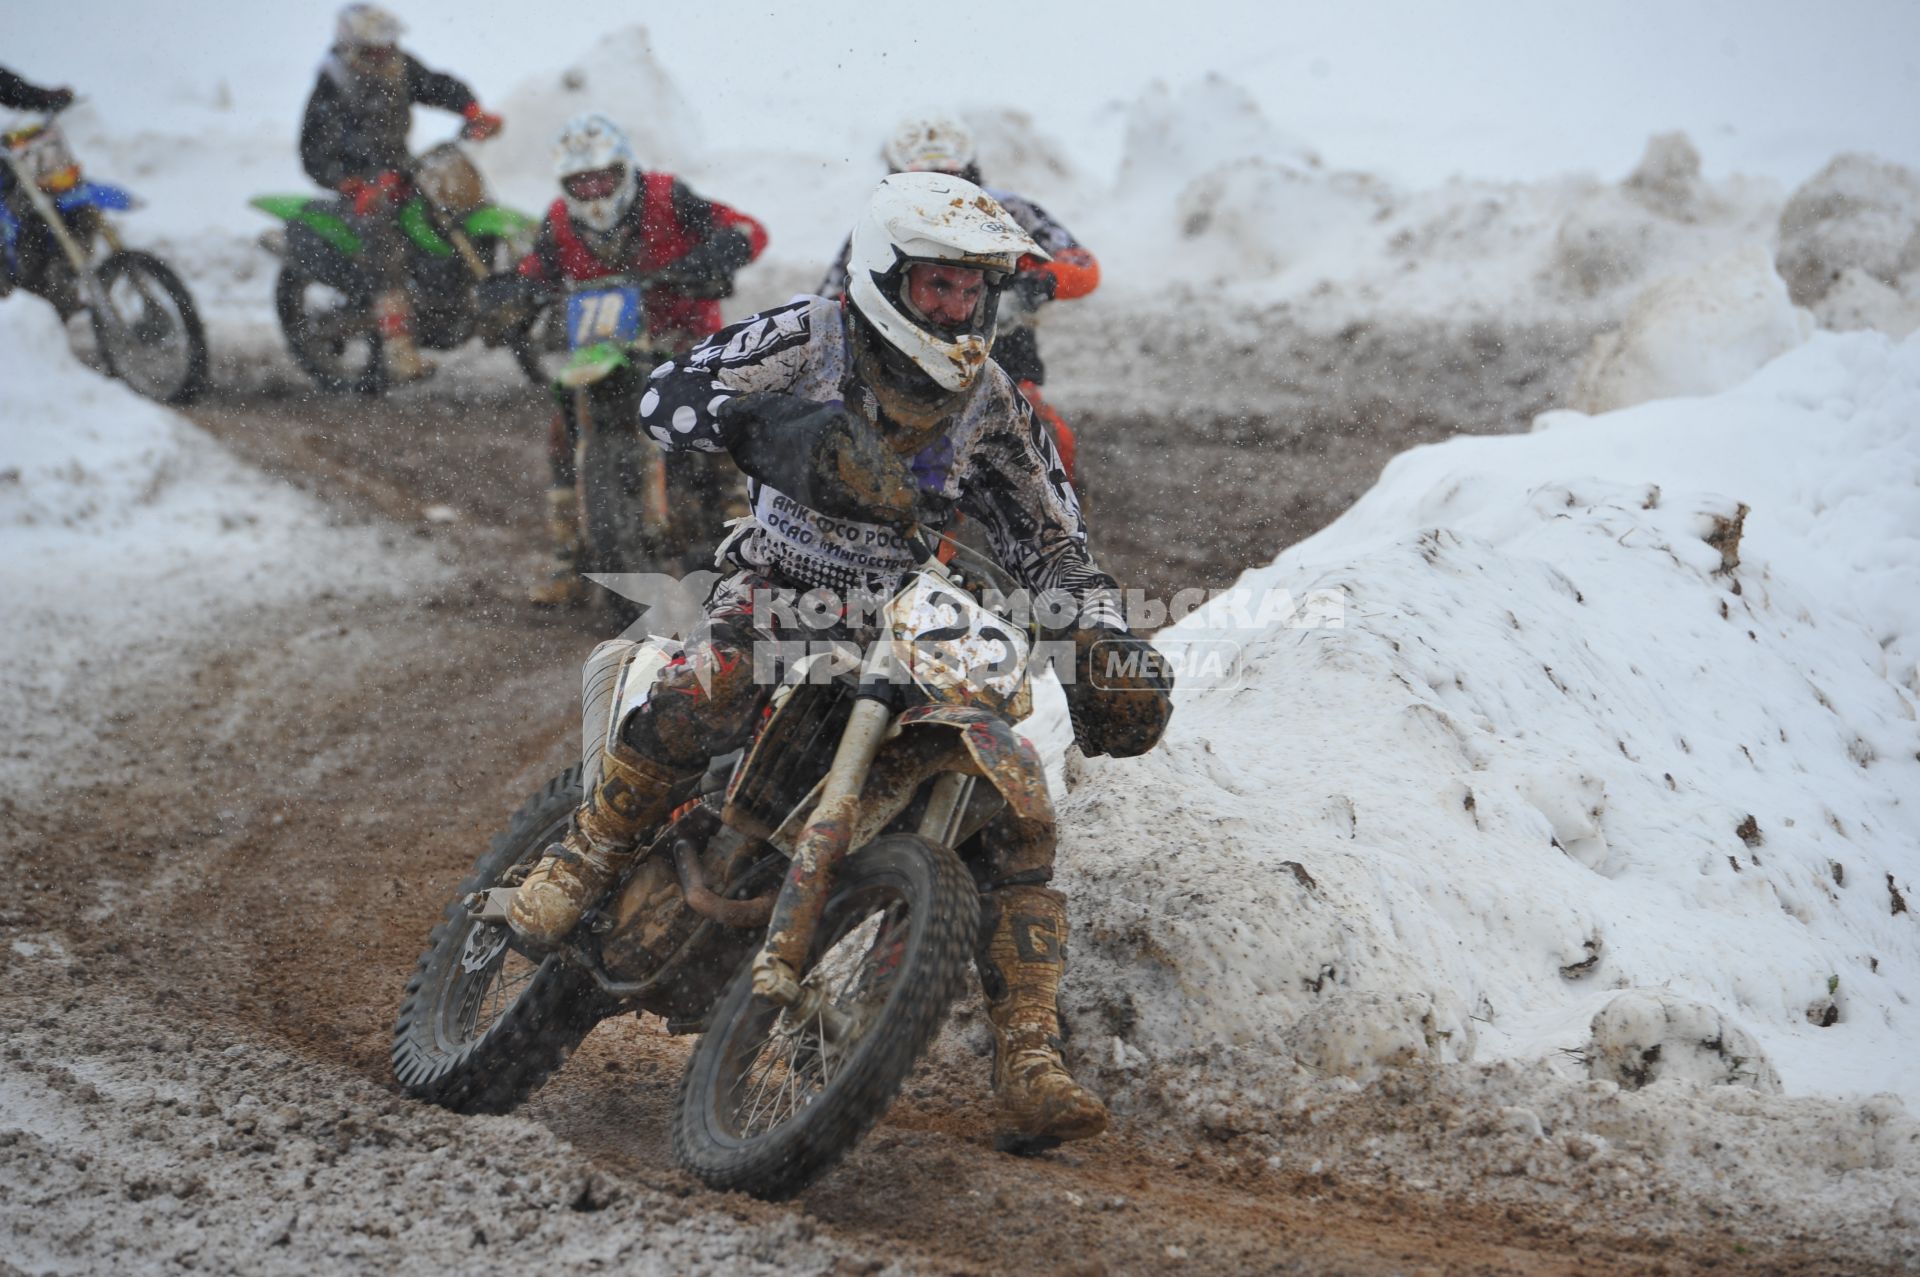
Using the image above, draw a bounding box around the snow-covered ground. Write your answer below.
[0,304,448,789]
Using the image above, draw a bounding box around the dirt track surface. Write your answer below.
[1,381,1901,1275]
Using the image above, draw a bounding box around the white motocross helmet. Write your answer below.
[335,3,403,51]
[553,112,639,233]
[846,172,1045,393]
[882,114,977,177]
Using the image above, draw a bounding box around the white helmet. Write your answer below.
[553,112,639,233]
[882,114,977,177]
[335,3,403,51]
[846,172,1045,393]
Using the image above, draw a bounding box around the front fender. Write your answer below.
[893,705,1054,829]
[57,181,137,213]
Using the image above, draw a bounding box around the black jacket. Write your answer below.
[298,52,475,188]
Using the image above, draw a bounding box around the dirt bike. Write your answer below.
[539,274,735,616]
[249,136,536,395]
[1,108,208,404]
[393,533,1047,1199]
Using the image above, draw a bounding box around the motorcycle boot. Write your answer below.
[374,289,436,383]
[509,643,683,945]
[529,485,592,607]
[977,884,1110,1152]
[508,733,679,945]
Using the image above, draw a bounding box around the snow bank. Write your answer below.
[487,25,704,215]
[1057,330,1920,1109]
[1776,153,1920,339]
[1085,91,1784,326]
[0,306,444,786]
[1569,244,1815,412]
[1776,154,1920,306]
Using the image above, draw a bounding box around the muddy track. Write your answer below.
[0,384,1896,1275]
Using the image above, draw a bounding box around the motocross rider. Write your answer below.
[0,65,77,304]
[820,114,1098,481]
[502,112,769,607]
[297,3,504,381]
[508,172,1173,1151]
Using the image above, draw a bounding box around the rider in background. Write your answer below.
[820,114,1099,483]
[0,65,77,303]
[507,112,768,607]
[297,3,503,382]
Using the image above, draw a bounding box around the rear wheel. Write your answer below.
[673,833,979,1199]
[391,766,606,1114]
[274,264,386,396]
[90,250,209,405]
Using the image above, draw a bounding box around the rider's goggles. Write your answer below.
[563,167,625,202]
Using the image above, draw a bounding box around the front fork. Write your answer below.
[750,693,894,1006]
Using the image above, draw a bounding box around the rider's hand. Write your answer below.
[44,87,75,113]
[461,103,504,141]
[341,171,406,217]
[1009,268,1057,309]
[1061,627,1175,758]
[717,393,937,526]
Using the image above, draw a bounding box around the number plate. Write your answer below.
[566,286,641,349]
[5,122,80,192]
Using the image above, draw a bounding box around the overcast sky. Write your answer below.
[9,1,1918,186]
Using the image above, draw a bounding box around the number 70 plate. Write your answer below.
[566,286,641,348]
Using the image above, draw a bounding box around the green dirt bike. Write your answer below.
[542,274,733,614]
[393,532,1047,1200]
[249,138,536,394]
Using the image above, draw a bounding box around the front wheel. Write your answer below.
[90,250,209,405]
[673,834,980,1199]
[391,766,606,1113]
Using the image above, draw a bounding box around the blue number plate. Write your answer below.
[566,286,641,349]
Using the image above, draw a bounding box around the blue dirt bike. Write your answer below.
[1,108,208,404]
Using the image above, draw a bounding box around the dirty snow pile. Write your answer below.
[1045,304,1920,1211]
[0,304,444,786]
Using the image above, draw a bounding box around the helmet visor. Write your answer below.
[562,166,625,202]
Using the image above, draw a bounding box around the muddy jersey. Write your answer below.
[636,295,1122,625]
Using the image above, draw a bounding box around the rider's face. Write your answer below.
[903,264,987,330]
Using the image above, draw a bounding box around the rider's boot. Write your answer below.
[375,289,436,383]
[509,642,683,945]
[508,738,678,945]
[528,486,592,607]
[978,883,1110,1152]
